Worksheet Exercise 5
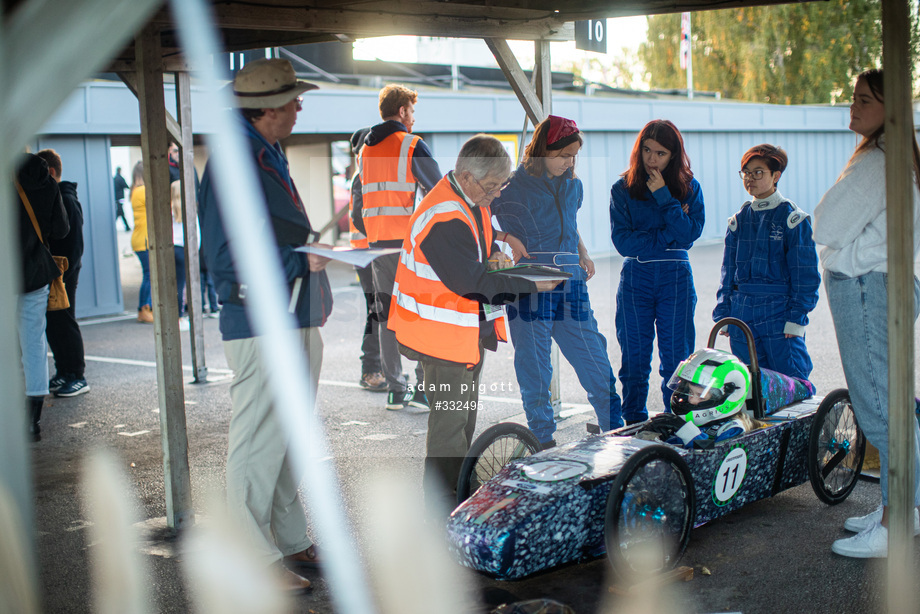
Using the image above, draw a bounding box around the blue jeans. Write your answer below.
[19,285,50,396]
[200,267,219,311]
[508,277,623,443]
[135,250,151,310]
[174,246,186,314]
[825,270,920,506]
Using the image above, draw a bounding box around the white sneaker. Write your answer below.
[844,504,920,535]
[832,522,888,558]
[178,317,190,332]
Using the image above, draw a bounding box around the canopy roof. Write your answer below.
[97,0,823,68]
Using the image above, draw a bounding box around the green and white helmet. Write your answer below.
[667,348,751,426]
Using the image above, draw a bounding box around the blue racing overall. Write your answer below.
[713,191,820,380]
[609,177,705,423]
[493,165,623,444]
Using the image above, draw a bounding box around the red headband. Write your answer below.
[546,115,579,147]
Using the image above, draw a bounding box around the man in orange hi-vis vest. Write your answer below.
[354,84,443,412]
[387,135,561,512]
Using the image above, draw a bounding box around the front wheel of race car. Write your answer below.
[604,445,695,582]
[808,388,866,505]
[457,422,541,504]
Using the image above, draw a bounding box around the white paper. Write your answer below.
[295,245,402,268]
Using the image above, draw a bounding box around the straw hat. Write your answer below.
[232,59,319,109]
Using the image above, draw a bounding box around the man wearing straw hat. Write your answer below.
[198,58,330,594]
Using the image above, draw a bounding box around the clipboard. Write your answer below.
[488,264,573,282]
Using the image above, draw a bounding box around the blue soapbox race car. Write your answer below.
[447,318,867,581]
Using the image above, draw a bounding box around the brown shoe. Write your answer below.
[276,567,311,594]
[359,371,387,392]
[284,544,322,569]
[137,305,154,323]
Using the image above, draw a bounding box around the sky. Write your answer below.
[352,16,649,82]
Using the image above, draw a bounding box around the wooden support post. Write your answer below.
[534,39,552,117]
[882,0,916,609]
[116,70,183,144]
[135,24,194,531]
[175,70,208,383]
[485,38,545,125]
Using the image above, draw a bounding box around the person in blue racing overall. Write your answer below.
[713,144,820,381]
[610,119,705,424]
[492,115,624,448]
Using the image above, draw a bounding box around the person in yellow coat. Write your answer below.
[129,161,153,323]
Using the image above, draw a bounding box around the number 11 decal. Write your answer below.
[713,445,748,506]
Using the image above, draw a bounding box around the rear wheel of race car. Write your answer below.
[808,388,866,505]
[604,445,695,582]
[456,422,541,504]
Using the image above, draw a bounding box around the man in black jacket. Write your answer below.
[16,153,68,441]
[37,149,89,398]
[113,166,130,231]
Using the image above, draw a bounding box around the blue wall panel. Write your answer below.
[31,135,122,317]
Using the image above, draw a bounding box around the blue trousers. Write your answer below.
[508,277,622,444]
[726,293,813,381]
[615,259,696,422]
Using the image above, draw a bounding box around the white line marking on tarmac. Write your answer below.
[81,354,233,375]
[118,430,150,437]
[69,354,594,417]
[362,434,398,441]
[69,422,87,428]
[341,420,370,426]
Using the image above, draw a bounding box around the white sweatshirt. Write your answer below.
[813,143,920,277]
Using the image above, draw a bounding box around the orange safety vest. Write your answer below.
[360,130,420,243]
[388,176,508,366]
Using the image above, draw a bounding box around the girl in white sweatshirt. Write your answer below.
[813,68,920,558]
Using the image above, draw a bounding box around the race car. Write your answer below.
[446,318,866,581]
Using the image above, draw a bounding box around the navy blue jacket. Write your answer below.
[199,125,333,341]
[492,164,582,256]
[713,193,820,328]
[50,181,84,278]
[609,177,705,261]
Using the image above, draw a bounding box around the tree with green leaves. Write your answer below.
[639,1,919,104]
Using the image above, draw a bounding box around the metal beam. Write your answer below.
[882,0,916,608]
[534,39,552,118]
[135,23,194,531]
[484,38,544,126]
[176,71,208,383]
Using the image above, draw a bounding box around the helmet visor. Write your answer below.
[668,374,727,415]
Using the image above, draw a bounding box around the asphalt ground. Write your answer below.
[27,231,920,614]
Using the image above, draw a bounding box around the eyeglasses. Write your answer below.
[295,96,303,111]
[474,177,510,197]
[738,169,766,180]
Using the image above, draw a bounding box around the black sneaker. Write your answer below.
[55,378,90,398]
[49,374,68,393]
[386,390,407,411]
[407,387,429,410]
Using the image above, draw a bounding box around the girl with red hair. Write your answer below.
[609,119,705,424]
